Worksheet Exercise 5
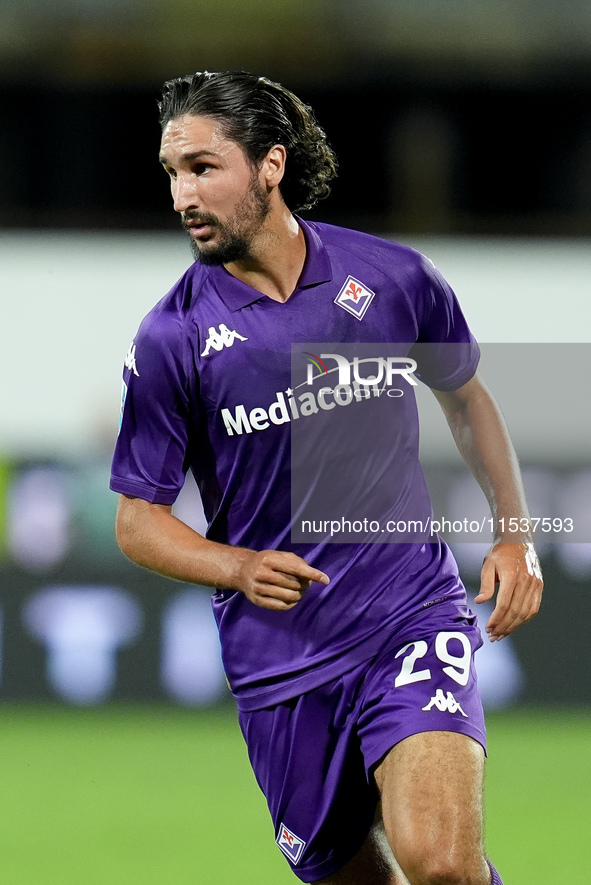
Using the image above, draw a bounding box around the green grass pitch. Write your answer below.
[0,706,588,884]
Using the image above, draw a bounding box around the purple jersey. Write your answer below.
[110,220,479,710]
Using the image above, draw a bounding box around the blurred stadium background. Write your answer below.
[1,1,590,882]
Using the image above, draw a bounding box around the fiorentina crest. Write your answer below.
[334,275,375,320]
[276,823,306,864]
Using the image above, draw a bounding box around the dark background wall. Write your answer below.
[3,0,591,236]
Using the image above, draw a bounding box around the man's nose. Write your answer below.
[172,175,200,213]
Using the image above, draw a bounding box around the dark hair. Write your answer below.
[158,70,338,212]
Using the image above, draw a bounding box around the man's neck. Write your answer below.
[223,210,306,303]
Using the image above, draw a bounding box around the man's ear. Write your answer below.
[261,144,287,189]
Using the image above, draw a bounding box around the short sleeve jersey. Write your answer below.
[111,219,480,710]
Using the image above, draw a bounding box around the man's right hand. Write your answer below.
[237,550,330,611]
[115,496,329,610]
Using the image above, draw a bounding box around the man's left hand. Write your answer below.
[475,541,543,641]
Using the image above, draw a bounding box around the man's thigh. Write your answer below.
[374,731,489,882]
[315,732,489,885]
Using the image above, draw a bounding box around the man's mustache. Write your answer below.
[182,212,219,228]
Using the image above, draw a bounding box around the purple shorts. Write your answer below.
[238,613,485,883]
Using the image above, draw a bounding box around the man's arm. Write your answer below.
[432,371,543,641]
[115,495,329,611]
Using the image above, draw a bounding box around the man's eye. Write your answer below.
[195,164,213,175]
[163,167,177,179]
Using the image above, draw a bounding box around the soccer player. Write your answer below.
[110,71,543,885]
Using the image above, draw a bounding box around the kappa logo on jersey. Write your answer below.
[124,342,139,377]
[276,823,306,865]
[334,275,375,320]
[422,689,468,717]
[201,323,248,357]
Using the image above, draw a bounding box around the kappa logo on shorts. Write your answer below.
[276,823,306,864]
[422,689,468,717]
[334,275,375,320]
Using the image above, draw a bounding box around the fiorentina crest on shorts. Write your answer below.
[276,822,306,864]
[334,275,375,320]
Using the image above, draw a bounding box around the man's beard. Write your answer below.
[183,174,271,266]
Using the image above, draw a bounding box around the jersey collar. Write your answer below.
[206,217,333,312]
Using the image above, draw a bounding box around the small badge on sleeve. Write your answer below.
[276,823,306,865]
[118,380,128,433]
